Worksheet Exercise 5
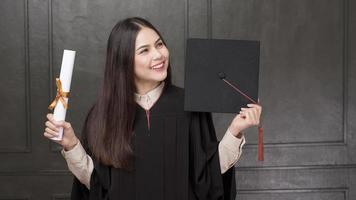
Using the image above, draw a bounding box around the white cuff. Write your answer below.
[221,129,246,154]
[61,141,93,189]
[219,129,246,173]
[61,141,87,164]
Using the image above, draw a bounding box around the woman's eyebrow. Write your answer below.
[154,38,162,44]
[136,38,161,51]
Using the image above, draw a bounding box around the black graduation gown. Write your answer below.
[71,84,236,200]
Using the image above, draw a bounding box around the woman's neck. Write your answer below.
[135,81,161,95]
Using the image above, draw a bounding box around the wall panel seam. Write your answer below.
[0,0,31,153]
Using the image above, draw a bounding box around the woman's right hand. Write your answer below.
[44,113,79,151]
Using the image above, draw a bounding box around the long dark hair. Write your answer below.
[83,17,172,170]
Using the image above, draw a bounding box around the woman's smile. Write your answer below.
[151,61,166,71]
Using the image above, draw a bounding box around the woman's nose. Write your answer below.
[152,48,163,60]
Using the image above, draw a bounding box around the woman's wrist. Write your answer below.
[63,137,79,151]
[234,132,243,139]
[228,126,243,138]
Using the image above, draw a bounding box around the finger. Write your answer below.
[63,121,72,129]
[47,115,62,127]
[238,111,246,119]
[258,105,262,113]
[247,109,257,124]
[245,110,256,125]
[255,107,262,120]
[247,104,261,113]
[247,104,261,109]
[43,132,62,145]
[44,131,57,138]
[253,108,261,125]
[248,104,262,116]
[52,120,65,128]
[242,107,257,114]
[45,121,60,132]
[46,113,53,121]
[236,113,245,118]
[251,108,259,124]
[45,127,59,137]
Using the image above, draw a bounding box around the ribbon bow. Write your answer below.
[48,78,70,110]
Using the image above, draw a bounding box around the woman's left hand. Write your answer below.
[228,104,262,136]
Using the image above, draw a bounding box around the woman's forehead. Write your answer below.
[135,27,160,46]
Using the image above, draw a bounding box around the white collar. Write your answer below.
[134,82,165,110]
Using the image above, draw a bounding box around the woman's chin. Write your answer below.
[152,70,167,81]
[155,74,167,82]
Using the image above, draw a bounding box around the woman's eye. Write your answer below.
[157,42,164,48]
[139,49,148,54]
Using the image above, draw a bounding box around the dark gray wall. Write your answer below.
[0,0,355,199]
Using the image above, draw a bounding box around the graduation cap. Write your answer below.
[184,38,264,161]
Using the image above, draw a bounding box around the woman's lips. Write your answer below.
[151,61,165,70]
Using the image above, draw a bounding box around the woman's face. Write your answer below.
[134,27,169,87]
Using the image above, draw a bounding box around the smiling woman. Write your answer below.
[134,27,169,94]
[43,17,261,200]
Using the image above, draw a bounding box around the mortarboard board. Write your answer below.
[184,38,263,161]
[184,38,260,113]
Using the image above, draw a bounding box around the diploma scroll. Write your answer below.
[49,49,76,141]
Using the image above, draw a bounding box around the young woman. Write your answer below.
[44,17,261,200]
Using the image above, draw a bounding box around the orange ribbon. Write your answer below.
[48,78,70,110]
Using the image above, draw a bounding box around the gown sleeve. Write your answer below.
[71,159,111,200]
[189,112,236,200]
[70,106,111,200]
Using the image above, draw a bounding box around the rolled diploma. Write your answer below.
[51,50,76,141]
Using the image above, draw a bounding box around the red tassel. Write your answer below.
[220,78,264,161]
[258,125,264,161]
